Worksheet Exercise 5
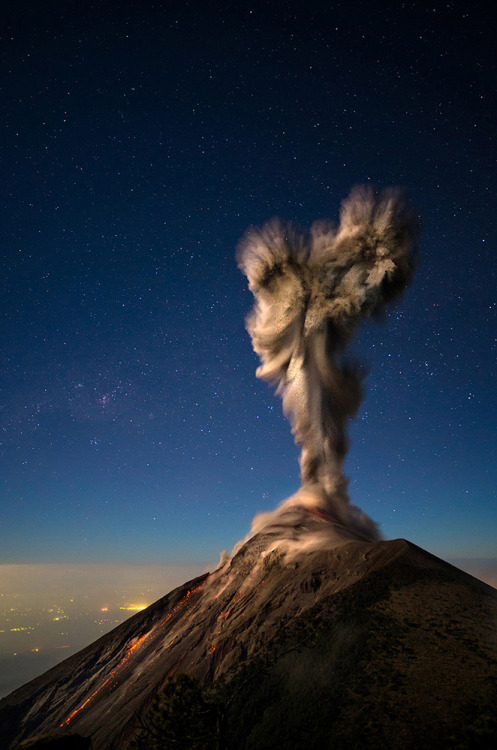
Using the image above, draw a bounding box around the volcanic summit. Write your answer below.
[1,526,497,749]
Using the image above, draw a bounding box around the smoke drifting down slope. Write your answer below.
[237,187,417,547]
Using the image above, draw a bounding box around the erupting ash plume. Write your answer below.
[237,187,417,544]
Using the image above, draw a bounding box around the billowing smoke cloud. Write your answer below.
[237,187,417,545]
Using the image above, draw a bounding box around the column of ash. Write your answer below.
[237,187,417,541]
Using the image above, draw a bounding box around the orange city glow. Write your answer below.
[119,604,147,611]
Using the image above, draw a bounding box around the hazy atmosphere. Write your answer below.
[1,0,496,699]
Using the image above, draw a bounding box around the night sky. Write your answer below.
[2,1,496,567]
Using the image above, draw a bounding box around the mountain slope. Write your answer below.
[1,533,496,749]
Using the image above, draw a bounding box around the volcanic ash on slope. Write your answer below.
[1,534,497,750]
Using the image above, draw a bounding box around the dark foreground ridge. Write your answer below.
[1,532,497,749]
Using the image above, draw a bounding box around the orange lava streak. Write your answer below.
[60,632,151,727]
[61,579,208,728]
[308,506,330,523]
[127,633,149,656]
[159,580,207,627]
[216,609,231,623]
[60,678,111,727]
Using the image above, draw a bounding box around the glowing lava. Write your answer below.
[60,581,208,728]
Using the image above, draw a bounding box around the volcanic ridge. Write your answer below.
[1,523,497,749]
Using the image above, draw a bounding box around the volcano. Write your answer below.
[1,521,497,749]
[0,190,437,748]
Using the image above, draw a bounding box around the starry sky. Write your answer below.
[2,0,496,567]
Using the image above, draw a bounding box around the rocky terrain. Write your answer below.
[1,515,497,749]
